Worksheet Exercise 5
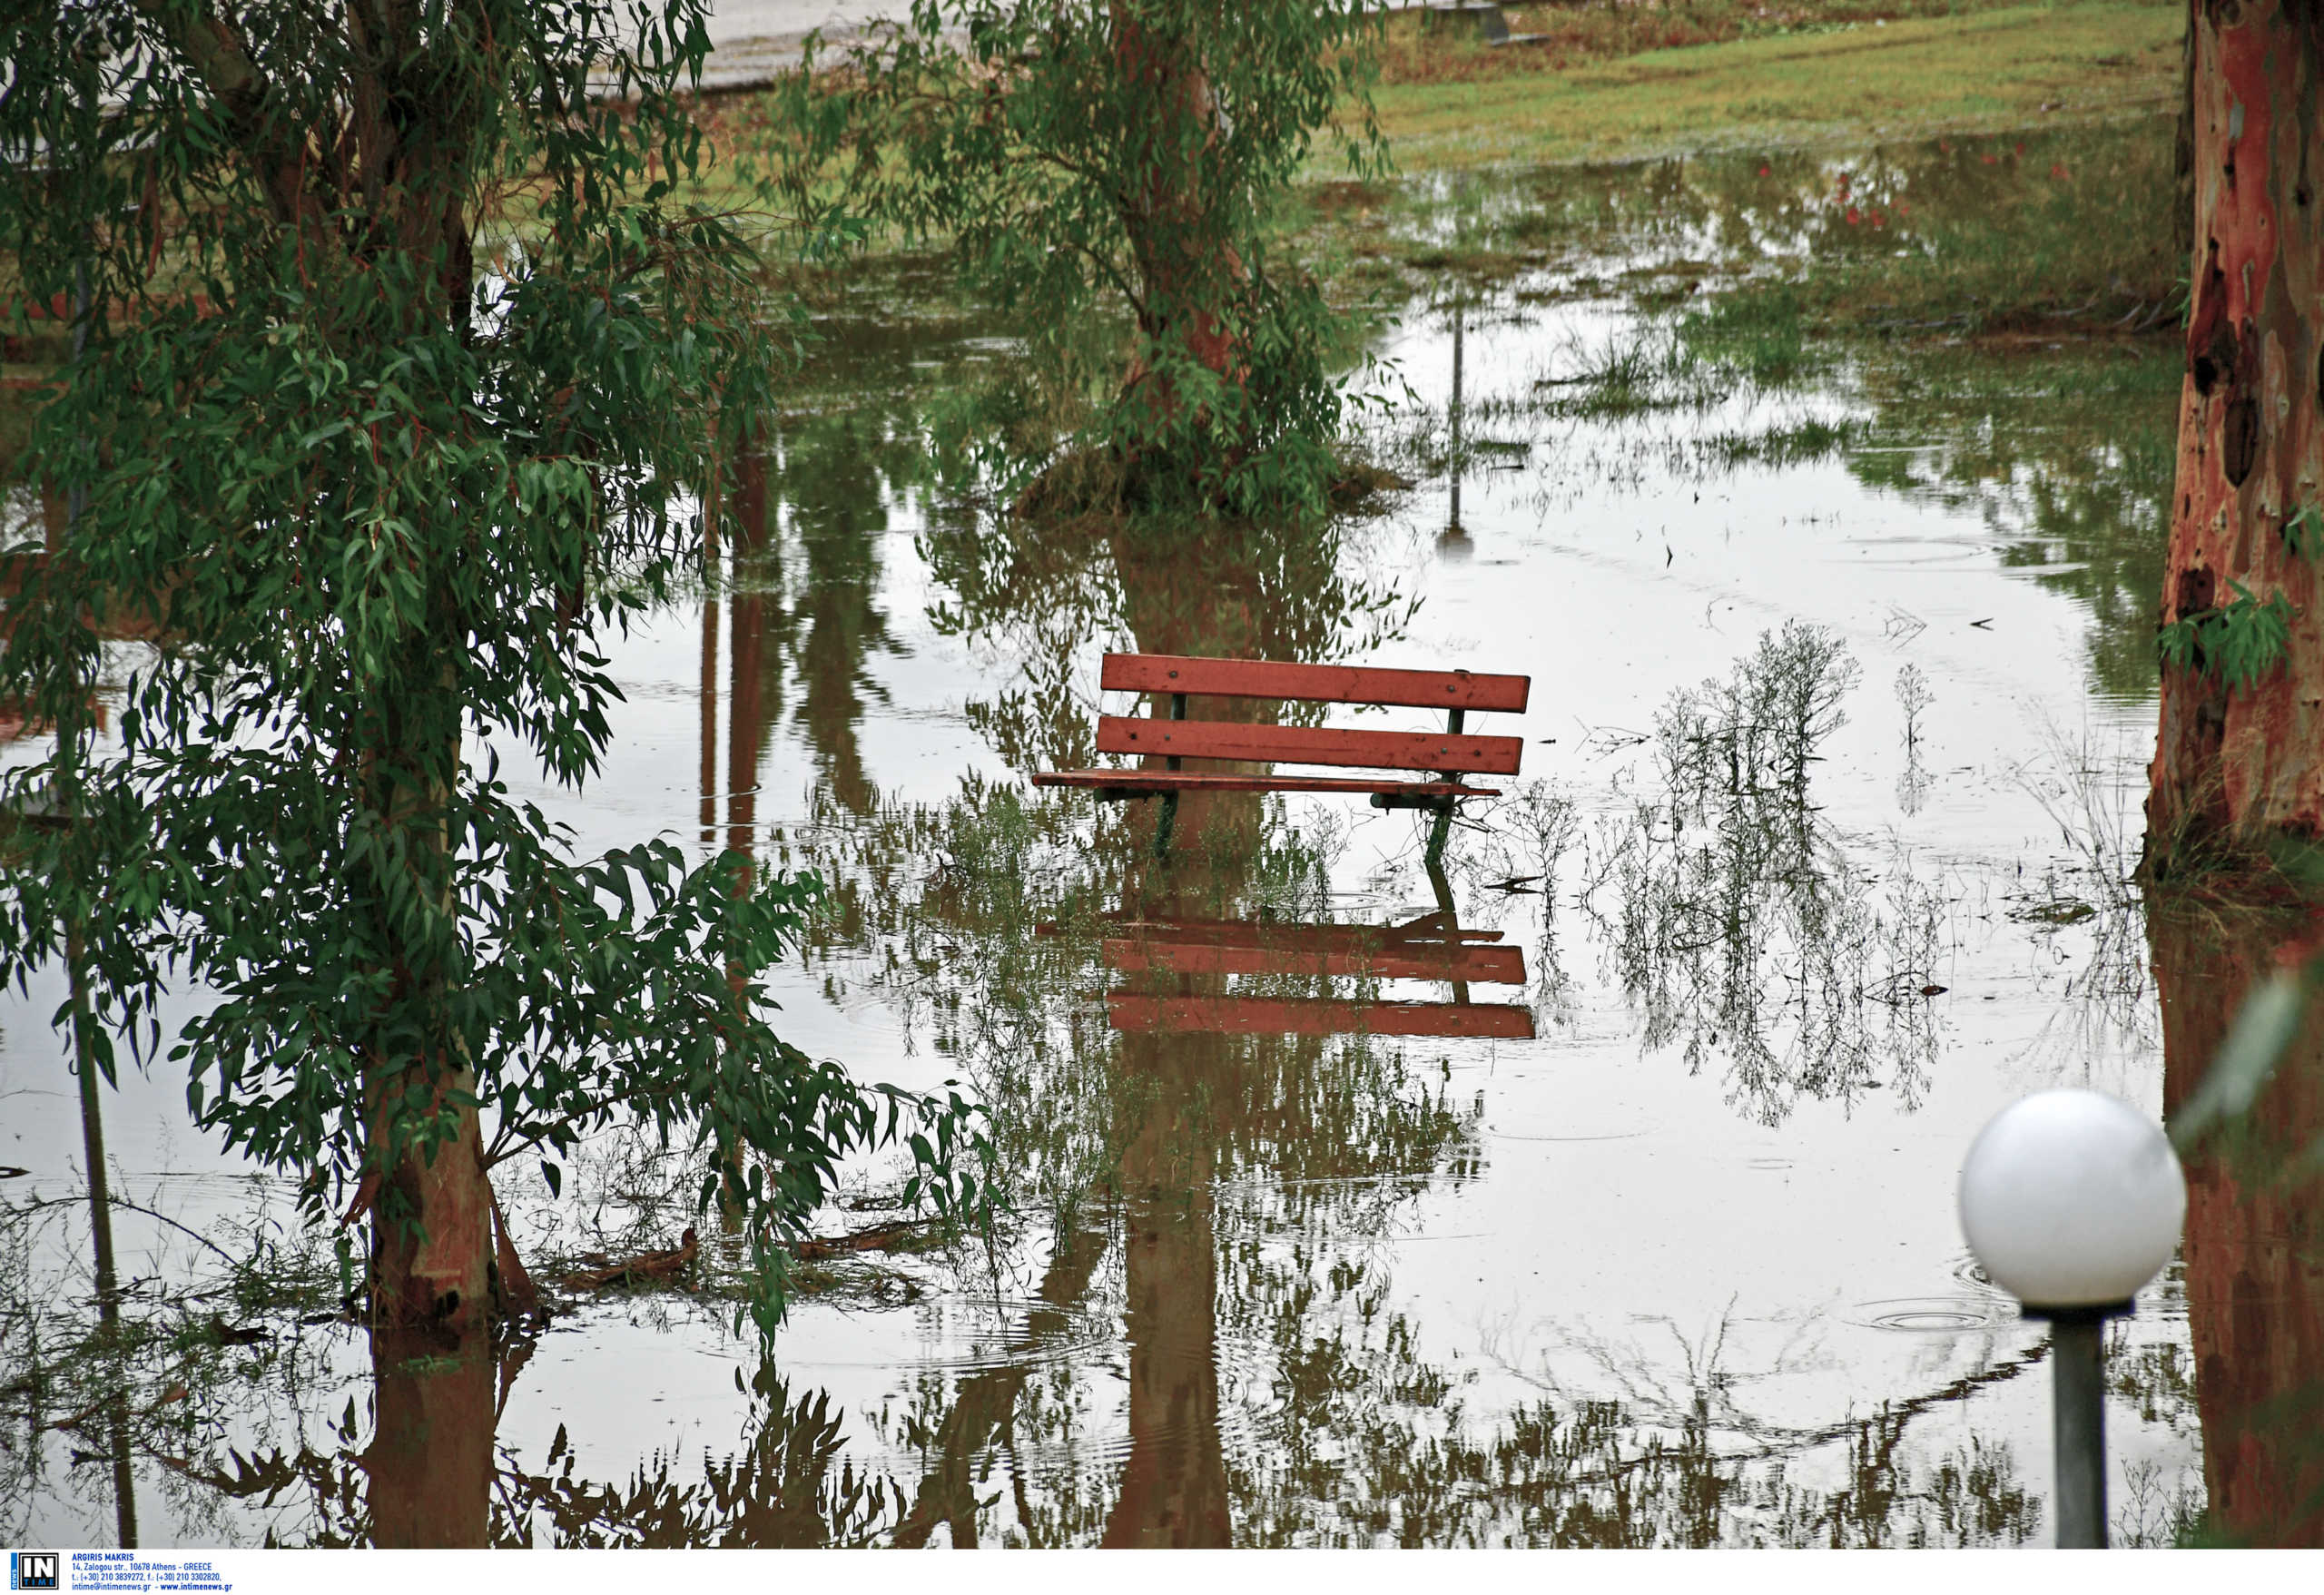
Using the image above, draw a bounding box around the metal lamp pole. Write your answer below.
[1958,1090,2185,1551]
[2026,1301,2128,1547]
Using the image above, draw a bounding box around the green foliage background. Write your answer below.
[765,0,1390,520]
[0,0,980,1338]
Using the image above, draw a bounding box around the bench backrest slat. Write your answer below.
[1108,992,1536,1039]
[1097,715,1522,776]
[1102,653,1530,714]
[1097,916,1506,948]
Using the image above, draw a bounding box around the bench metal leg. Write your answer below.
[1423,799,1454,869]
[1421,843,1471,1005]
[1423,704,1464,870]
[1153,690,1187,863]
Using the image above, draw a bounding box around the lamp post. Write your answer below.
[1957,1089,2185,1549]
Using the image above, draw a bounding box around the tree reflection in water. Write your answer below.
[4,164,2242,1536]
[770,517,2047,1543]
[801,513,1482,1546]
[123,1339,904,1546]
[1584,621,1945,1126]
[2152,901,2324,1546]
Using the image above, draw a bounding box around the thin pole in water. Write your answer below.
[2047,1308,2111,1548]
[1447,299,1464,535]
[64,237,139,1549]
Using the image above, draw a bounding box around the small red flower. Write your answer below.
[1846,207,1861,224]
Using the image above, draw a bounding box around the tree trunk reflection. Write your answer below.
[366,1329,495,1548]
[1102,949,1236,1547]
[2152,902,2324,1546]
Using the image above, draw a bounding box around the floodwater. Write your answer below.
[5,122,2320,1547]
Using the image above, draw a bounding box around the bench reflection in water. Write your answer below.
[1068,910,1536,1041]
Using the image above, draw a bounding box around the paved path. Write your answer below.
[693,3,1433,90]
[698,0,907,87]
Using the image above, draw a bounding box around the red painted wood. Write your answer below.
[1107,992,1536,1039]
[1095,916,1505,948]
[1104,938,1525,984]
[1094,716,1523,775]
[1102,653,1530,713]
[1030,770,1499,798]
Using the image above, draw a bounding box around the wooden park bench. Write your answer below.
[1029,653,1531,863]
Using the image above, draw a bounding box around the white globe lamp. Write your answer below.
[1957,1089,2185,1549]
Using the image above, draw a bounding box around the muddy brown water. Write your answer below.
[5,130,2319,1547]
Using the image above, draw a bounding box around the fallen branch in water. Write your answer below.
[558,1227,699,1290]
[550,1217,940,1294]
[790,1219,939,1262]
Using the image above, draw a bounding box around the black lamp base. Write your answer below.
[2021,1298,2136,1325]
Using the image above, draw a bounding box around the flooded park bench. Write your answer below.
[1029,652,1531,864]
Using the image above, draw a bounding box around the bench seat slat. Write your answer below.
[1104,939,1525,985]
[1107,991,1536,1039]
[1029,770,1499,798]
[1094,715,1523,775]
[1103,653,1530,714]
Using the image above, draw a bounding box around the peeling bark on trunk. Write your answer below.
[366,1068,495,1328]
[2152,905,2324,1546]
[2152,3,2324,865]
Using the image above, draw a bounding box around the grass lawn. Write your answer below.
[1364,3,2182,171]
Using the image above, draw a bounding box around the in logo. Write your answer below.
[9,1553,59,1592]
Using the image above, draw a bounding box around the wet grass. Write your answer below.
[1370,0,2157,87]
[1742,122,2181,331]
[1498,291,1835,420]
[1679,284,1819,383]
[1367,2,2180,170]
[1312,113,2181,335]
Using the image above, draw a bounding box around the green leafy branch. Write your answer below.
[2157,582,2295,694]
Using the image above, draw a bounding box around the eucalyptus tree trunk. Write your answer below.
[143,2,504,1327]
[1109,7,1247,414]
[361,645,494,1328]
[2151,3,2324,866]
